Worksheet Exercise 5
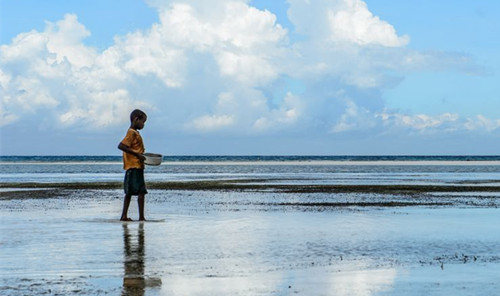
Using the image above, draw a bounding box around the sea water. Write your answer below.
[1,155,500,185]
[1,156,500,295]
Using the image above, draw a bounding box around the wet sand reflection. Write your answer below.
[122,223,146,295]
[122,223,162,295]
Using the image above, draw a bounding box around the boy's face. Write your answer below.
[133,116,147,130]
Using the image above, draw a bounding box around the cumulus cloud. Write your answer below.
[0,0,495,141]
[0,14,146,128]
[287,0,408,47]
[326,0,409,47]
[44,14,97,68]
[0,0,291,131]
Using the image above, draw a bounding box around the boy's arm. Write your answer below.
[118,142,146,161]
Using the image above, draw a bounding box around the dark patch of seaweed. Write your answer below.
[2,180,499,194]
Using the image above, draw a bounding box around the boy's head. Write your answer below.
[130,109,147,130]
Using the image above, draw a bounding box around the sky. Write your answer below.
[1,0,499,155]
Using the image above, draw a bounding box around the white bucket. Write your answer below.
[143,153,162,166]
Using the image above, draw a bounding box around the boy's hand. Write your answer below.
[138,154,146,161]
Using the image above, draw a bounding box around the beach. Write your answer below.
[1,157,500,295]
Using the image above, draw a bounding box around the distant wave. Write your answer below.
[1,155,500,164]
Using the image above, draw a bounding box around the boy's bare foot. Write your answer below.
[139,218,146,221]
[120,217,133,222]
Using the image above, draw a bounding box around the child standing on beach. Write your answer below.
[118,109,148,221]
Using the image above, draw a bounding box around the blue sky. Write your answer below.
[1,0,499,155]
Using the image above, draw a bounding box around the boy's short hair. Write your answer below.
[130,109,147,122]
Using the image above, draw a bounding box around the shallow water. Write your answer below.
[1,159,499,295]
[1,189,499,296]
[2,162,500,187]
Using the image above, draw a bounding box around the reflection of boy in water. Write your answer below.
[122,223,145,296]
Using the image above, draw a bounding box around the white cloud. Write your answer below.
[10,77,59,110]
[253,92,304,131]
[0,14,153,128]
[331,108,500,135]
[119,30,187,88]
[286,0,479,90]
[44,14,97,68]
[464,115,500,132]
[377,112,459,132]
[188,114,235,131]
[288,0,408,47]
[327,0,409,47]
[0,112,18,127]
[0,69,10,89]
[374,111,500,134]
[332,99,376,133]
[152,1,288,86]
[59,89,147,128]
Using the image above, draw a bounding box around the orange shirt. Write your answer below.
[121,128,145,170]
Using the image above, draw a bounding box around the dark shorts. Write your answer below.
[124,169,148,196]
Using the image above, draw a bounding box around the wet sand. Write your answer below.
[2,179,500,208]
[2,178,500,193]
[1,183,500,295]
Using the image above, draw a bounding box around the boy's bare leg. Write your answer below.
[120,195,133,221]
[138,193,146,221]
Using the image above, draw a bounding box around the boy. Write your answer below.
[118,109,148,221]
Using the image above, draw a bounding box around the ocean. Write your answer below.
[1,155,500,185]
